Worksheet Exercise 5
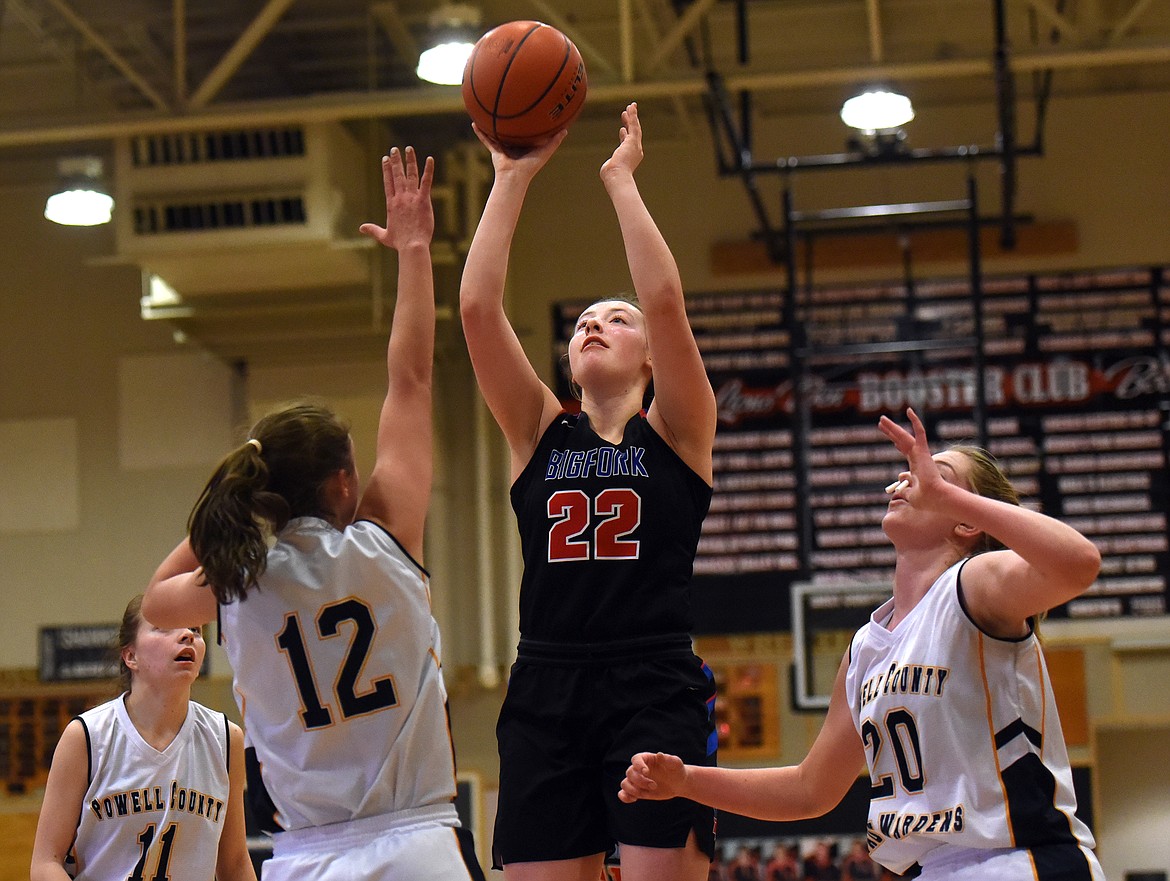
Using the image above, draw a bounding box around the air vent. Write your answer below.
[129,127,307,167]
[132,194,307,235]
[114,122,368,296]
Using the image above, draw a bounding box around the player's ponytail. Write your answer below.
[188,440,282,603]
[115,594,145,693]
[189,401,353,604]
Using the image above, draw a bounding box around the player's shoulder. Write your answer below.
[347,518,428,578]
[187,699,225,721]
[76,695,122,726]
[543,409,580,439]
[58,715,91,748]
[185,701,236,759]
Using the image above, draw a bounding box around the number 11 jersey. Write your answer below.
[71,696,229,881]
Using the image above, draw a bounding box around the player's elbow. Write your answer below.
[459,291,495,326]
[141,585,185,631]
[389,363,433,396]
[140,587,163,625]
[141,596,176,631]
[1067,538,1103,595]
[636,279,685,313]
[800,785,850,821]
[458,296,511,352]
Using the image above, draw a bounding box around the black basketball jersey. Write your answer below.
[510,411,713,642]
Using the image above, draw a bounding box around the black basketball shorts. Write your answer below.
[492,636,718,867]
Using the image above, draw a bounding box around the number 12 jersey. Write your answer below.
[219,518,458,833]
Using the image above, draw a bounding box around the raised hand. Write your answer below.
[601,102,644,184]
[878,407,946,509]
[359,145,435,251]
[618,751,687,804]
[472,122,568,180]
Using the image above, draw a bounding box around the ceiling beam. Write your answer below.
[524,0,618,78]
[1018,0,1080,41]
[1,41,1168,149]
[41,0,169,110]
[644,0,718,75]
[1108,0,1158,45]
[865,0,884,64]
[370,2,419,66]
[619,0,636,83]
[630,0,698,133]
[189,0,297,108]
[174,0,187,104]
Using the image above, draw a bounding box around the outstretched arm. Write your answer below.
[879,407,1101,631]
[620,655,864,819]
[602,103,716,482]
[356,147,436,562]
[458,127,567,479]
[143,537,217,630]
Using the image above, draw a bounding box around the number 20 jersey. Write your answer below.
[845,560,1102,877]
[219,517,458,832]
[510,412,713,643]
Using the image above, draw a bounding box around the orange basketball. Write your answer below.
[461,20,588,148]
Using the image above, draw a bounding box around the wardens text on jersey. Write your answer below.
[867,804,965,850]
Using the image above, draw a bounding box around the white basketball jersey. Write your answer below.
[219,517,458,832]
[70,696,229,881]
[846,560,1103,878]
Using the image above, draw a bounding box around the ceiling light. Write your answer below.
[44,156,114,226]
[417,41,476,86]
[148,274,182,307]
[840,89,915,134]
[140,273,192,320]
[417,3,481,86]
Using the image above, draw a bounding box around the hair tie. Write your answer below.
[246,438,263,455]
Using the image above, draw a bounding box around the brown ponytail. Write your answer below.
[116,594,145,693]
[189,401,352,603]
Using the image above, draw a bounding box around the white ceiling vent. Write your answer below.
[114,123,369,297]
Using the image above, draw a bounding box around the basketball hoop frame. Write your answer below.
[791,581,892,711]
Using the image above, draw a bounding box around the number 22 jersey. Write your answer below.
[510,411,713,643]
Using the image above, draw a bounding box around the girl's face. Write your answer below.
[882,450,974,543]
[123,619,206,688]
[567,300,650,391]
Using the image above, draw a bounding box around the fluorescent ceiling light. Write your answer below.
[417,40,476,85]
[840,89,915,133]
[44,156,114,226]
[416,3,480,86]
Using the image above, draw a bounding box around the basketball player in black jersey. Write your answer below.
[461,103,719,881]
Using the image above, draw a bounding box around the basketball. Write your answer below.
[461,20,588,148]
